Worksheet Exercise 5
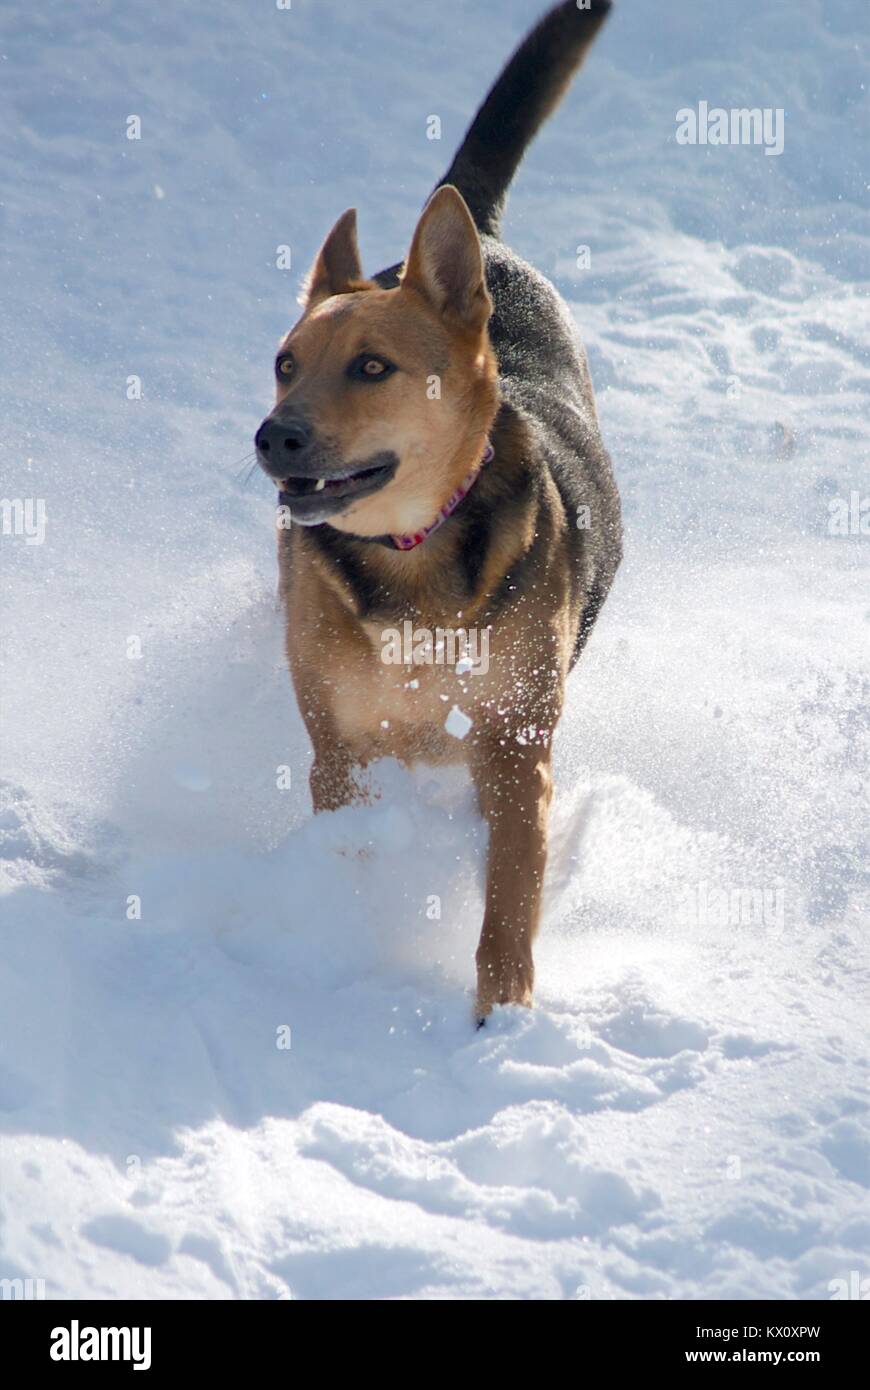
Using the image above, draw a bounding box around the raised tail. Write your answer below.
[436,0,612,236]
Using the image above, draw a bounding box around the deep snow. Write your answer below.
[0,0,868,1299]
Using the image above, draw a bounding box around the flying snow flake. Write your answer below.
[444,705,473,740]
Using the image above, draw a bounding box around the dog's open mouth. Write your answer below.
[279,460,393,501]
[277,453,398,522]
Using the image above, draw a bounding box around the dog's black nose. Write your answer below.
[255,416,311,462]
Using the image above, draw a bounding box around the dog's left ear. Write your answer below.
[402,186,492,331]
[303,208,367,310]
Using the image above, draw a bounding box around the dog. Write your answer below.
[255,0,622,1020]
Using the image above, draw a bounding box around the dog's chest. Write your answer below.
[328,616,498,761]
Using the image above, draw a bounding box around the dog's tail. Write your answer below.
[435,0,612,237]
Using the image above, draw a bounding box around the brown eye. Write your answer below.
[276,355,295,379]
[350,355,395,381]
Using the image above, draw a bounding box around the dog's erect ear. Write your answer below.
[401,186,492,331]
[302,208,367,310]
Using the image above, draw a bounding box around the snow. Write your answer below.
[445,706,473,740]
[1,0,868,1300]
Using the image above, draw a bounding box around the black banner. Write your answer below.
[3,1299,863,1374]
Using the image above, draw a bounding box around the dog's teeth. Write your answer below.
[314,479,326,492]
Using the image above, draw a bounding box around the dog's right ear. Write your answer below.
[401,186,491,331]
[301,209,368,310]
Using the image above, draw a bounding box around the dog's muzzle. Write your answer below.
[255,415,313,480]
[255,415,398,524]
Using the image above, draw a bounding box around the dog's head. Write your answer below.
[255,187,498,536]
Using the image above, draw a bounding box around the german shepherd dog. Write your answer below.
[255,1,621,1020]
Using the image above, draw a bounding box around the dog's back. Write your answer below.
[376,0,621,661]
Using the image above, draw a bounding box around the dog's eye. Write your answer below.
[276,354,295,380]
[350,355,395,381]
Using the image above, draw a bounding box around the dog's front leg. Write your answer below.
[471,738,554,1018]
[292,676,363,813]
[309,739,363,813]
[287,643,367,813]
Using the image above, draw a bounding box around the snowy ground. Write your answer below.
[1,0,868,1299]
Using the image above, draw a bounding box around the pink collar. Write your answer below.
[389,441,494,551]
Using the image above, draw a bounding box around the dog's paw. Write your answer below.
[474,982,533,1029]
[475,958,534,1021]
